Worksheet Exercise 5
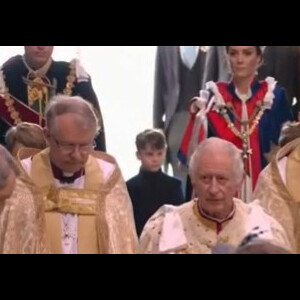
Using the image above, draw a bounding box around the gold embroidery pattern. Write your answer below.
[27,77,49,106]
[63,59,76,96]
[42,185,99,215]
[1,60,77,125]
[207,79,275,161]
[219,102,265,159]
[2,82,22,124]
[26,75,52,125]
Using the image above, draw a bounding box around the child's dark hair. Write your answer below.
[136,129,166,151]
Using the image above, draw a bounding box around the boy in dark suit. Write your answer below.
[126,129,184,237]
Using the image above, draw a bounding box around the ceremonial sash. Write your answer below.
[0,94,45,126]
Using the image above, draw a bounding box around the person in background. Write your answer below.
[0,46,106,151]
[5,122,46,156]
[153,46,207,195]
[126,129,184,237]
[179,46,292,202]
[202,46,300,118]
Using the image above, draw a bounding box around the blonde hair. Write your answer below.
[5,122,46,152]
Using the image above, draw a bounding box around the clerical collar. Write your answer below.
[50,161,85,184]
[22,55,53,77]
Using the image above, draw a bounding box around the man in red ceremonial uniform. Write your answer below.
[0,46,106,151]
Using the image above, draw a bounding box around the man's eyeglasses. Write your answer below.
[52,136,96,154]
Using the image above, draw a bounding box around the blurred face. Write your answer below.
[137,146,166,172]
[191,151,242,220]
[227,46,261,81]
[24,46,54,69]
[45,113,96,173]
[0,171,17,202]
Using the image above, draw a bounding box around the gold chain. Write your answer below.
[1,61,76,125]
[63,60,76,96]
[219,103,265,159]
[2,85,22,125]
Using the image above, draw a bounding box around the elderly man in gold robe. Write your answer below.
[140,138,291,254]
